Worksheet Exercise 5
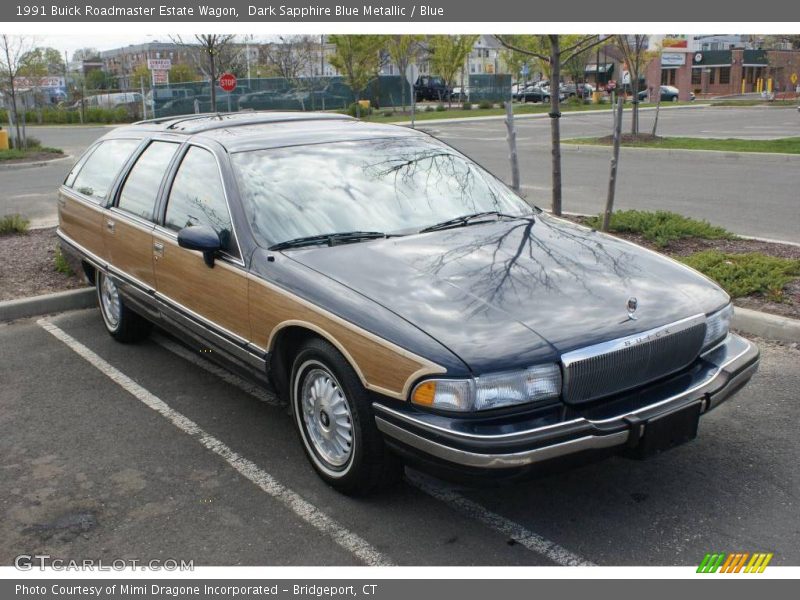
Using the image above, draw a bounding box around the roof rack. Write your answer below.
[131,111,354,134]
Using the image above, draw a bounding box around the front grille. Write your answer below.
[561,315,707,405]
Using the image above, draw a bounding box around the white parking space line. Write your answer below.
[406,471,594,567]
[151,333,281,406]
[38,319,393,567]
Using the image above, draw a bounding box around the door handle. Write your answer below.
[105,219,115,233]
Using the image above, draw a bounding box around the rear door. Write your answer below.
[152,144,251,349]
[105,140,181,301]
[59,138,141,262]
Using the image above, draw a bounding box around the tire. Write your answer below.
[290,337,403,495]
[96,271,151,343]
[671,96,678,102]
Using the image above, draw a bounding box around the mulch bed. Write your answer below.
[0,151,64,165]
[564,215,800,320]
[0,227,86,302]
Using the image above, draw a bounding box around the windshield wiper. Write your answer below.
[419,211,533,234]
[269,231,389,251]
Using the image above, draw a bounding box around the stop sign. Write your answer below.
[219,72,237,92]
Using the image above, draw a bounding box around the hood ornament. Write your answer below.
[626,297,639,320]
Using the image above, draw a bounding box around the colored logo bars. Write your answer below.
[697,552,774,573]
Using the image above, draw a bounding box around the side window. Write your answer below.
[117,141,179,221]
[69,139,140,202]
[165,146,238,257]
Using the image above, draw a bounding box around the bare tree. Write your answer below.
[261,35,316,81]
[171,34,236,111]
[496,35,605,216]
[0,34,36,147]
[614,35,658,135]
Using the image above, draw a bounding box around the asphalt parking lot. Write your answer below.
[2,307,799,566]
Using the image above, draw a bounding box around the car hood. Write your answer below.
[285,215,728,374]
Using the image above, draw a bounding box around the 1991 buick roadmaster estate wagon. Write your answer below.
[58,112,759,494]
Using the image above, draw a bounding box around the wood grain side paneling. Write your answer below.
[58,190,106,260]
[248,277,446,400]
[152,231,251,342]
[105,216,156,288]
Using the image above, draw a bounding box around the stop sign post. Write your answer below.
[219,72,237,92]
[218,72,237,112]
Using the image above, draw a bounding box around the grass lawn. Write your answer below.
[353,100,696,124]
[565,135,800,154]
[710,99,799,107]
[0,145,64,161]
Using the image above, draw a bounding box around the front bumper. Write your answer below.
[374,333,759,471]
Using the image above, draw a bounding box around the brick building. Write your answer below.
[646,47,800,99]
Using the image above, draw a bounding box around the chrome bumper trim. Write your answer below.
[375,418,629,469]
[374,334,759,468]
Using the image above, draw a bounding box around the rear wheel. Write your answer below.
[96,272,150,343]
[291,337,403,495]
[671,96,678,102]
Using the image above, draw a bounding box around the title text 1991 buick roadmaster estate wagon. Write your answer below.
[58,112,759,494]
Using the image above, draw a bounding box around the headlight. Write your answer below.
[411,364,562,412]
[703,303,734,350]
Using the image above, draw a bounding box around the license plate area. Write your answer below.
[629,401,702,458]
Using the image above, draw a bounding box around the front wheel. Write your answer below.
[96,271,150,343]
[291,337,403,495]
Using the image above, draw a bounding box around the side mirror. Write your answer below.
[177,225,220,268]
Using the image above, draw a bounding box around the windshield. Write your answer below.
[231,137,536,249]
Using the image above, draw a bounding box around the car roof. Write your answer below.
[110,111,423,152]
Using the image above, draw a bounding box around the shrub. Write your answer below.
[681,251,800,301]
[381,110,394,117]
[346,102,373,117]
[585,210,735,247]
[54,245,74,276]
[425,105,435,112]
[435,103,446,112]
[478,100,493,109]
[0,214,30,235]
[462,102,472,110]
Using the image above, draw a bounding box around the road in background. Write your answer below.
[423,106,800,242]
[2,108,799,240]
[1,126,110,228]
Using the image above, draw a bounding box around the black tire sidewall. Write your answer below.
[290,338,394,493]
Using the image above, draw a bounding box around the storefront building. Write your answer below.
[647,47,800,98]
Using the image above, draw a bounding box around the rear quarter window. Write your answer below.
[68,139,141,203]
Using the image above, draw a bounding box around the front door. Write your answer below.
[152,145,251,345]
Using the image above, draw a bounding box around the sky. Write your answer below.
[35,35,276,60]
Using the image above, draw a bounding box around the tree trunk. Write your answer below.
[549,35,563,216]
[504,99,520,192]
[651,88,662,137]
[630,68,640,135]
[209,51,217,112]
[602,98,624,232]
[3,41,22,146]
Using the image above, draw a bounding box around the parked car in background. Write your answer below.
[562,83,595,98]
[638,85,695,102]
[451,86,470,102]
[519,84,565,103]
[73,92,143,110]
[414,76,452,102]
[57,111,759,495]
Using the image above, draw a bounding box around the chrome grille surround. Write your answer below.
[561,314,707,405]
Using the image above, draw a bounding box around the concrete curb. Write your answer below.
[0,154,73,171]
[0,287,94,322]
[1,286,798,344]
[732,307,800,345]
